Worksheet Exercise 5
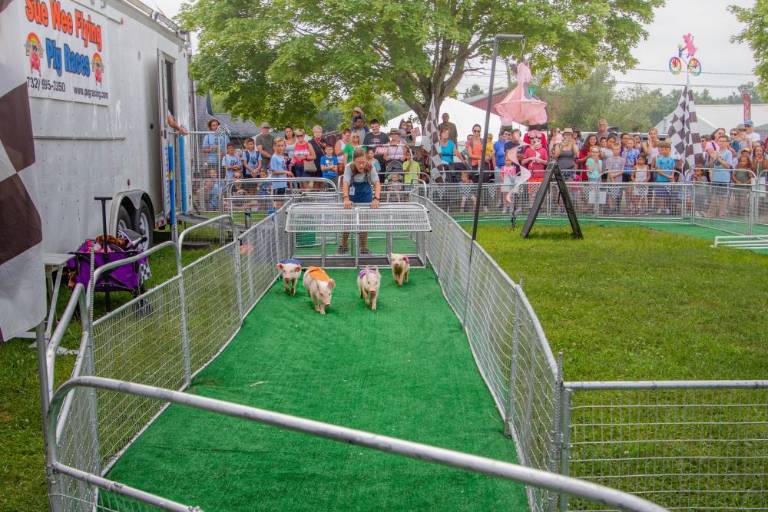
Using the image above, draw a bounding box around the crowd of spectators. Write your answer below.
[198,109,768,214]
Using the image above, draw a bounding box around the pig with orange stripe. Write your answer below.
[303,266,336,315]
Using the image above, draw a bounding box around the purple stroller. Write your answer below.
[67,229,151,309]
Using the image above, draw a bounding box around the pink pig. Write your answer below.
[303,266,335,315]
[357,266,381,311]
[276,259,302,295]
[390,253,410,287]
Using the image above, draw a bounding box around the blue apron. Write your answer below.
[349,175,373,203]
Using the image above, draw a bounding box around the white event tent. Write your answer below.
[385,97,526,143]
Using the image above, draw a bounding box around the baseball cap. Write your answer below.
[745,120,754,127]
[260,122,271,129]
[389,127,399,135]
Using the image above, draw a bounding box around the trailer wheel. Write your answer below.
[134,200,153,250]
[117,205,133,234]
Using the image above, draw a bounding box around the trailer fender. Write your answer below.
[109,190,157,234]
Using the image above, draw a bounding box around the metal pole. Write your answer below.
[470,34,524,243]
[470,38,499,243]
[35,321,59,511]
[179,134,188,215]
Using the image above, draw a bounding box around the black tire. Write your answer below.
[116,205,133,234]
[133,200,153,250]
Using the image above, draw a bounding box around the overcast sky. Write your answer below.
[154,0,758,97]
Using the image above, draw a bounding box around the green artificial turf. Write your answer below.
[475,223,768,381]
[106,269,528,511]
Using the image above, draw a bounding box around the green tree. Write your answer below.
[730,1,768,98]
[180,0,663,127]
[463,84,484,99]
[543,66,616,130]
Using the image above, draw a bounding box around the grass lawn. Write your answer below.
[475,223,768,381]
[0,237,209,512]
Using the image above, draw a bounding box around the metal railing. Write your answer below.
[46,376,667,512]
[413,180,768,235]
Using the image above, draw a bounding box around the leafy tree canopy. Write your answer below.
[730,1,768,98]
[180,0,663,127]
[542,67,759,132]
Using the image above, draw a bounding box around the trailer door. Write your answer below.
[157,51,178,226]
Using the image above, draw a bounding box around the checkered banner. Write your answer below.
[667,85,704,172]
[421,95,443,169]
[0,0,46,342]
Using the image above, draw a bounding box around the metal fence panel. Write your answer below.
[189,130,224,215]
[415,194,560,512]
[182,243,241,374]
[54,384,100,512]
[752,189,768,236]
[691,183,754,235]
[463,245,561,512]
[564,385,768,511]
[90,277,185,469]
[419,196,472,321]
[238,216,280,313]
[416,180,767,230]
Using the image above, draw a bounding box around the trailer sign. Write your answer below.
[23,0,108,104]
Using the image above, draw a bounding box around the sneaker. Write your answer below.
[360,248,370,255]
[337,246,348,255]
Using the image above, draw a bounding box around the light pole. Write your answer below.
[470,34,524,243]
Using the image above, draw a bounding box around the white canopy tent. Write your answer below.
[386,97,526,144]
[655,103,768,137]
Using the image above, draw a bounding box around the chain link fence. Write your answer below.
[47,211,283,511]
[45,189,767,512]
[415,194,561,512]
[189,130,225,216]
[416,180,768,235]
[561,382,768,511]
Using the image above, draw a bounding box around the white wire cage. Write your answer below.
[284,202,432,267]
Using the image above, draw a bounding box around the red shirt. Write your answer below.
[523,146,548,180]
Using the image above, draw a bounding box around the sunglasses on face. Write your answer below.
[473,129,481,133]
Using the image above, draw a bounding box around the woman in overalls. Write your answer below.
[340,148,381,254]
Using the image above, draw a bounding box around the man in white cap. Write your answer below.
[744,120,761,144]
[255,122,274,163]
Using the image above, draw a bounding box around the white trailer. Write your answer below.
[18,0,193,252]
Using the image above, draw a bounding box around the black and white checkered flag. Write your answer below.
[421,95,443,168]
[667,86,704,172]
[0,0,46,341]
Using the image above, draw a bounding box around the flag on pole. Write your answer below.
[666,85,704,173]
[421,95,443,169]
[0,0,46,342]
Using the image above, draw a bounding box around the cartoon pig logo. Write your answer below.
[91,53,105,86]
[25,33,43,76]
